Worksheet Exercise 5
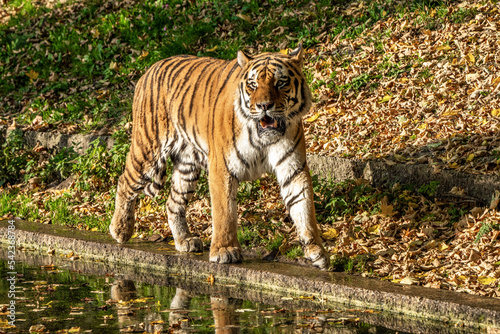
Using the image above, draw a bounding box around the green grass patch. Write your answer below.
[1,0,456,132]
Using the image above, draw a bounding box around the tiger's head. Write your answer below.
[236,44,312,138]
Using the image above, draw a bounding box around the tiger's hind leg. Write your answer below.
[110,151,146,243]
[167,158,203,252]
[110,143,168,243]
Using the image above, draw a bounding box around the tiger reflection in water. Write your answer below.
[111,279,241,333]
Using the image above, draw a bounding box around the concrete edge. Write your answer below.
[1,219,499,330]
[2,129,499,204]
[1,247,480,334]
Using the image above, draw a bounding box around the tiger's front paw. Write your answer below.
[210,246,243,264]
[110,211,135,243]
[175,237,203,252]
[304,244,329,271]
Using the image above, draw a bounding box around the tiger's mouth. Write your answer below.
[257,115,286,134]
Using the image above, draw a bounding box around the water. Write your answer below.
[0,249,476,333]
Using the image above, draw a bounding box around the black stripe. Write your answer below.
[223,155,239,182]
[180,175,200,182]
[191,125,206,155]
[269,61,285,68]
[201,61,225,113]
[176,167,196,175]
[170,195,186,206]
[231,111,250,169]
[288,84,306,119]
[167,203,184,215]
[152,181,163,190]
[285,192,305,210]
[179,161,197,168]
[171,187,195,196]
[210,61,240,143]
[281,161,306,188]
[247,127,261,150]
[189,61,219,116]
[276,127,303,167]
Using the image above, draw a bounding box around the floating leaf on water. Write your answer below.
[206,274,215,286]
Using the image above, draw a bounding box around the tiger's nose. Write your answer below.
[256,102,274,111]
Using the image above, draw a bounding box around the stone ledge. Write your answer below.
[0,219,499,330]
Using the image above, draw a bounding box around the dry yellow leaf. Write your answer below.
[109,61,119,71]
[466,53,475,64]
[305,112,320,123]
[367,224,380,235]
[400,276,418,285]
[279,49,289,55]
[379,95,392,103]
[26,69,39,81]
[437,242,449,251]
[322,228,339,240]
[206,45,218,52]
[380,196,396,217]
[466,153,475,162]
[236,13,253,23]
[90,227,98,232]
[436,45,451,51]
[478,276,496,285]
[492,109,500,117]
[137,50,149,62]
[442,110,458,117]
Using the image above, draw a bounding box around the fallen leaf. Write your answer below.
[378,95,392,103]
[26,69,39,81]
[236,13,253,23]
[322,228,339,240]
[380,196,396,217]
[478,276,496,285]
[305,112,320,123]
[206,45,218,52]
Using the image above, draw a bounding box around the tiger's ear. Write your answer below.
[237,50,252,68]
[289,42,304,66]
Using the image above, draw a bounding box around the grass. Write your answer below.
[0,0,459,131]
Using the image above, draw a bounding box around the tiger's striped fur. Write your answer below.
[110,44,328,269]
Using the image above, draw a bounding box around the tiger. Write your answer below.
[109,43,329,270]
